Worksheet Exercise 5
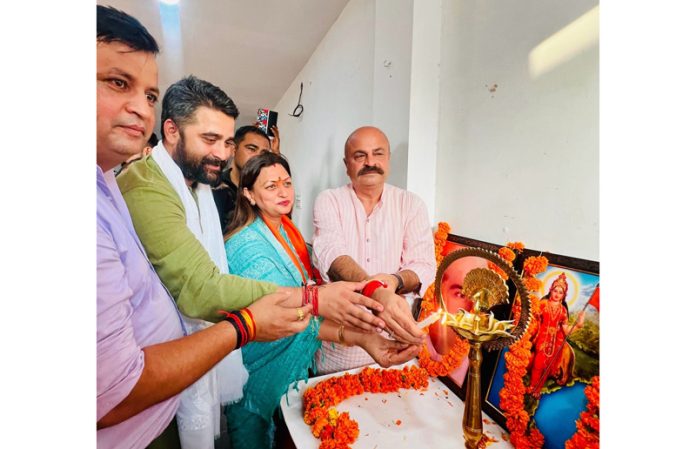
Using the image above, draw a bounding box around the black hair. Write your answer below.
[224,152,292,239]
[234,125,271,146]
[97,5,159,53]
[147,133,159,148]
[160,75,239,138]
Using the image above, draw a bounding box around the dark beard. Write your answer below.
[174,136,225,187]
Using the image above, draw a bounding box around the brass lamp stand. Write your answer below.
[434,248,532,449]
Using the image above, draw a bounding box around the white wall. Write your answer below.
[435,0,599,260]
[407,0,442,225]
[274,0,413,237]
[372,0,414,189]
[274,0,374,236]
[275,0,599,261]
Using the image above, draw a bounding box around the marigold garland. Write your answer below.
[488,263,509,280]
[417,222,471,377]
[497,242,547,449]
[522,256,548,277]
[487,241,524,280]
[522,277,543,294]
[303,366,429,448]
[415,233,600,449]
[565,376,600,449]
[433,222,450,262]
[417,282,470,377]
[499,334,544,449]
[498,247,517,263]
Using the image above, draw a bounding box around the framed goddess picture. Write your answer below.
[422,231,514,396]
[482,249,599,449]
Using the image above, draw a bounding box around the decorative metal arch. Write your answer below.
[434,247,531,351]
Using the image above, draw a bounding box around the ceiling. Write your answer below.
[97,0,349,128]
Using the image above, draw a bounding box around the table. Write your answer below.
[280,361,513,448]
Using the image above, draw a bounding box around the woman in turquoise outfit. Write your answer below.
[223,152,419,449]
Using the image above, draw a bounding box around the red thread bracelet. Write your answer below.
[218,310,248,349]
[361,280,387,298]
[240,308,256,341]
[311,285,319,316]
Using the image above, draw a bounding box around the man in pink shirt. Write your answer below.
[312,126,437,374]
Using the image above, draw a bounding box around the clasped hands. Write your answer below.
[366,273,427,346]
[316,274,426,346]
[258,276,425,346]
[247,280,383,342]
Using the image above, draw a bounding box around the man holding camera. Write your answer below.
[213,124,279,232]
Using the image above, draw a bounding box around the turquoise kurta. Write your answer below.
[224,217,322,449]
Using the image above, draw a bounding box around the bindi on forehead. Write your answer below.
[261,174,291,187]
[265,176,290,183]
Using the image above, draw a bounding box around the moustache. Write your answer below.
[358,165,384,176]
[201,156,224,168]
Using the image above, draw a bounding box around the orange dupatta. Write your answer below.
[260,214,323,285]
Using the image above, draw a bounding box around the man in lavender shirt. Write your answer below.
[96,6,312,448]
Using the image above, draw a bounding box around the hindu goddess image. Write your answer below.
[527,273,585,397]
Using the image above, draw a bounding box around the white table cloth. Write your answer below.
[280,361,513,448]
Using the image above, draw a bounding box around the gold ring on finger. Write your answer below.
[296,308,305,321]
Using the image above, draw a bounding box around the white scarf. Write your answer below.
[152,143,248,449]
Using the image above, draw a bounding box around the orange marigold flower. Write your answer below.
[522,256,548,276]
[498,247,516,263]
[523,277,543,293]
[432,222,451,264]
[506,241,525,252]
[487,262,509,280]
[498,317,544,449]
[419,284,437,314]
[418,334,469,378]
[566,376,600,449]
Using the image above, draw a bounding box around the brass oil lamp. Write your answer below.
[434,248,532,449]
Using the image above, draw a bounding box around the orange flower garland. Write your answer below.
[413,229,601,449]
[417,222,471,377]
[499,336,544,449]
[498,243,547,449]
[565,376,600,449]
[498,326,544,449]
[498,247,517,263]
[488,264,509,280]
[522,256,548,277]
[487,241,524,280]
[303,365,429,449]
[522,277,542,294]
[433,221,450,261]
[417,281,471,377]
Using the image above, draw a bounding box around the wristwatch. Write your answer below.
[392,272,404,294]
